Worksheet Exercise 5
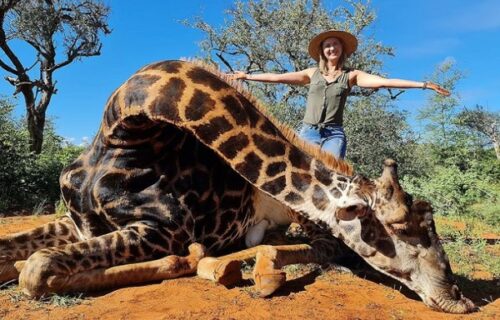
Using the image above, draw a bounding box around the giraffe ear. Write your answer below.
[336,204,368,221]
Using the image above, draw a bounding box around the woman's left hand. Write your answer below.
[426,82,450,96]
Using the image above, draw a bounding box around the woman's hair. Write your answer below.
[318,40,347,75]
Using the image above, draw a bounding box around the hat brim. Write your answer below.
[308,30,358,61]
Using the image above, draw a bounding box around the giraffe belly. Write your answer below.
[60,126,258,252]
[251,188,294,226]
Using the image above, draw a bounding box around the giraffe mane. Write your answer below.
[187,58,354,177]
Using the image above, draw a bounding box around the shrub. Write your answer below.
[0,101,84,212]
[402,156,499,219]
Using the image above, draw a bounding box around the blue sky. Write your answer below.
[2,0,499,145]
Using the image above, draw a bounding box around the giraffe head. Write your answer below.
[332,159,476,313]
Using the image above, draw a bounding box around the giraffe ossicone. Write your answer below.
[0,60,475,313]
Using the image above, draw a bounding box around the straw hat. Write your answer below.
[308,30,358,61]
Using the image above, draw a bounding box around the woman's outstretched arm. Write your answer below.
[229,68,315,85]
[349,70,450,96]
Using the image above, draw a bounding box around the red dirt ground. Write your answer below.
[0,215,498,320]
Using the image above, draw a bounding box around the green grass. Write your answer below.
[435,215,500,239]
[5,286,25,304]
[0,283,88,308]
[435,216,499,279]
[54,199,68,218]
[469,201,500,227]
[38,293,87,308]
[282,263,320,277]
[32,199,49,216]
[443,238,497,278]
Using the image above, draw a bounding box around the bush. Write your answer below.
[401,155,499,219]
[0,100,84,212]
[344,96,427,178]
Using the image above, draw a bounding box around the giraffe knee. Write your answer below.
[19,250,60,298]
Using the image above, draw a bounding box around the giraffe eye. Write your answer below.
[336,204,368,221]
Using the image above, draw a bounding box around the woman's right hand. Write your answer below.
[426,82,450,96]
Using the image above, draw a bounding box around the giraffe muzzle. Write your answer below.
[424,290,477,314]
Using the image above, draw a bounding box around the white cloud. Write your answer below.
[79,136,90,147]
[63,137,76,145]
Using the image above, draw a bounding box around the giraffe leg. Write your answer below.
[198,222,347,297]
[196,257,243,286]
[18,222,203,297]
[0,217,79,283]
[28,242,206,297]
[252,227,350,297]
[197,243,313,295]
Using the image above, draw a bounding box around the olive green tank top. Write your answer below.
[303,68,350,126]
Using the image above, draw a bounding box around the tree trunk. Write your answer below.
[26,108,45,154]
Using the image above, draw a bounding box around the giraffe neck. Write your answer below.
[104,60,359,236]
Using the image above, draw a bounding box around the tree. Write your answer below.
[344,94,425,178]
[0,98,84,211]
[185,0,394,119]
[456,105,499,160]
[187,0,429,174]
[416,58,465,164]
[404,60,500,217]
[186,0,431,177]
[0,0,110,153]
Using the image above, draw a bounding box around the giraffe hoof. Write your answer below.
[187,243,207,261]
[197,257,243,287]
[252,247,286,297]
[253,270,286,297]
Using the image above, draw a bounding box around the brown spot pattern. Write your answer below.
[104,94,121,128]
[222,95,248,125]
[143,61,183,73]
[260,176,286,196]
[239,97,260,127]
[265,162,287,177]
[151,77,186,121]
[331,188,342,198]
[312,185,329,210]
[375,239,396,257]
[289,147,311,171]
[185,89,216,121]
[252,134,286,157]
[291,172,312,192]
[235,152,263,183]
[124,75,160,108]
[219,133,250,159]
[194,116,233,145]
[260,121,279,136]
[314,162,333,185]
[285,192,305,205]
[187,68,230,91]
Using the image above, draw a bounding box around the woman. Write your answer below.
[231,30,450,159]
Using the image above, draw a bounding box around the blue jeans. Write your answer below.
[299,124,347,159]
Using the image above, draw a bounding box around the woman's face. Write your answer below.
[321,37,343,61]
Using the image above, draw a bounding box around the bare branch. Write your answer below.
[216,53,234,72]
[387,88,405,100]
[0,57,16,73]
[25,57,40,72]
[0,0,110,153]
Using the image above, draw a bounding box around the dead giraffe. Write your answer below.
[0,60,475,313]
